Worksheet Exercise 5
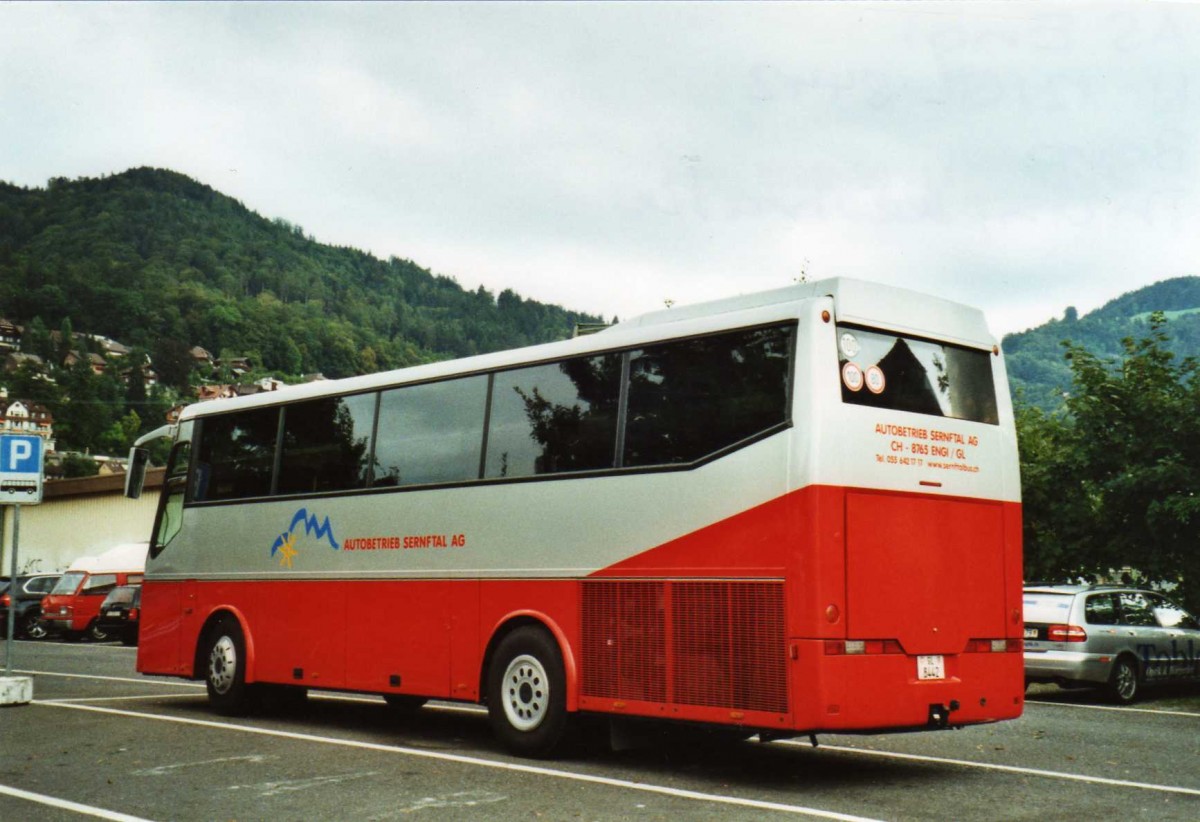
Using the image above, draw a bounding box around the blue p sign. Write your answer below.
[0,435,41,473]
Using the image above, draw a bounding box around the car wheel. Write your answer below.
[486,626,568,758]
[21,614,48,640]
[204,617,253,715]
[1105,656,1140,704]
[87,622,110,642]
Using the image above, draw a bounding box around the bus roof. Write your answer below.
[176,277,996,421]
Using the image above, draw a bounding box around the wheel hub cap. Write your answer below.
[209,635,237,695]
[502,654,548,731]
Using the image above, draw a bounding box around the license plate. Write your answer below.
[1024,627,1038,639]
[917,655,945,681]
[106,610,122,618]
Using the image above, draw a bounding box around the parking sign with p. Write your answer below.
[0,434,44,504]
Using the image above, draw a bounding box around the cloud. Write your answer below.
[2,2,1200,336]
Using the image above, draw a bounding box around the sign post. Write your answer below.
[1,434,44,706]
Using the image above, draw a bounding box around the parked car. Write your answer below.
[94,585,141,646]
[0,573,62,639]
[40,543,147,642]
[1023,584,1200,703]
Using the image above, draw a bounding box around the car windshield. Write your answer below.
[1023,592,1074,623]
[50,572,86,595]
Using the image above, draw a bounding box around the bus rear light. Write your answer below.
[1047,624,1087,643]
[964,638,1023,653]
[824,639,904,655]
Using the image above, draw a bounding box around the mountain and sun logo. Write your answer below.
[270,508,339,569]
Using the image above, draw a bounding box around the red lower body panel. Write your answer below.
[138,485,1023,735]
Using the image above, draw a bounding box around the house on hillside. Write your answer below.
[215,357,252,377]
[64,350,107,375]
[0,319,21,351]
[88,334,132,359]
[0,399,56,452]
[4,352,45,373]
[196,384,237,401]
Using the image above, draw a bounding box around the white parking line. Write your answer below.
[33,701,881,822]
[46,693,202,704]
[780,741,1200,797]
[1026,699,1200,719]
[14,669,205,688]
[22,670,1200,800]
[0,782,155,822]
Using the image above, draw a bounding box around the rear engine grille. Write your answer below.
[582,580,787,714]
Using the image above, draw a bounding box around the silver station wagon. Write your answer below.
[1023,585,1200,703]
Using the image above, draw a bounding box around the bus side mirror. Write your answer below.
[125,447,150,499]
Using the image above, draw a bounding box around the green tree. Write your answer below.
[1020,313,1200,612]
[60,453,99,478]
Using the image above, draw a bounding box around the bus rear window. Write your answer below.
[836,325,998,424]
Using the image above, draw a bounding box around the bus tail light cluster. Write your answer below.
[1046,624,1087,643]
[823,639,904,655]
[964,638,1023,653]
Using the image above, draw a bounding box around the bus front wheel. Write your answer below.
[204,618,253,716]
[486,626,568,758]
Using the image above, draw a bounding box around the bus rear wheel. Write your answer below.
[204,617,253,716]
[486,626,568,758]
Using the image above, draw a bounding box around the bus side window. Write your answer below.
[277,393,376,494]
[374,375,489,487]
[624,324,794,467]
[485,354,621,479]
[195,407,279,501]
[153,440,191,556]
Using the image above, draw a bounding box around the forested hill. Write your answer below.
[1002,276,1200,409]
[0,167,601,381]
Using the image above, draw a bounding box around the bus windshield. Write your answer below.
[837,325,998,424]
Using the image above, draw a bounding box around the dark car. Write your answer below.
[0,573,62,640]
[94,584,141,646]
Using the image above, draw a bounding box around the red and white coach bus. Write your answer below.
[126,277,1023,756]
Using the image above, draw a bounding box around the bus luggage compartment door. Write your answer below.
[844,491,1007,657]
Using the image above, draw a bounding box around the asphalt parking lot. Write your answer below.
[2,639,1199,821]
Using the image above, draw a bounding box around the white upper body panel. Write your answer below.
[151,278,1018,581]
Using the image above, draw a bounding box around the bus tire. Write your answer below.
[204,617,253,716]
[487,626,568,758]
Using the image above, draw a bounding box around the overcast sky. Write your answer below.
[3,2,1199,337]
